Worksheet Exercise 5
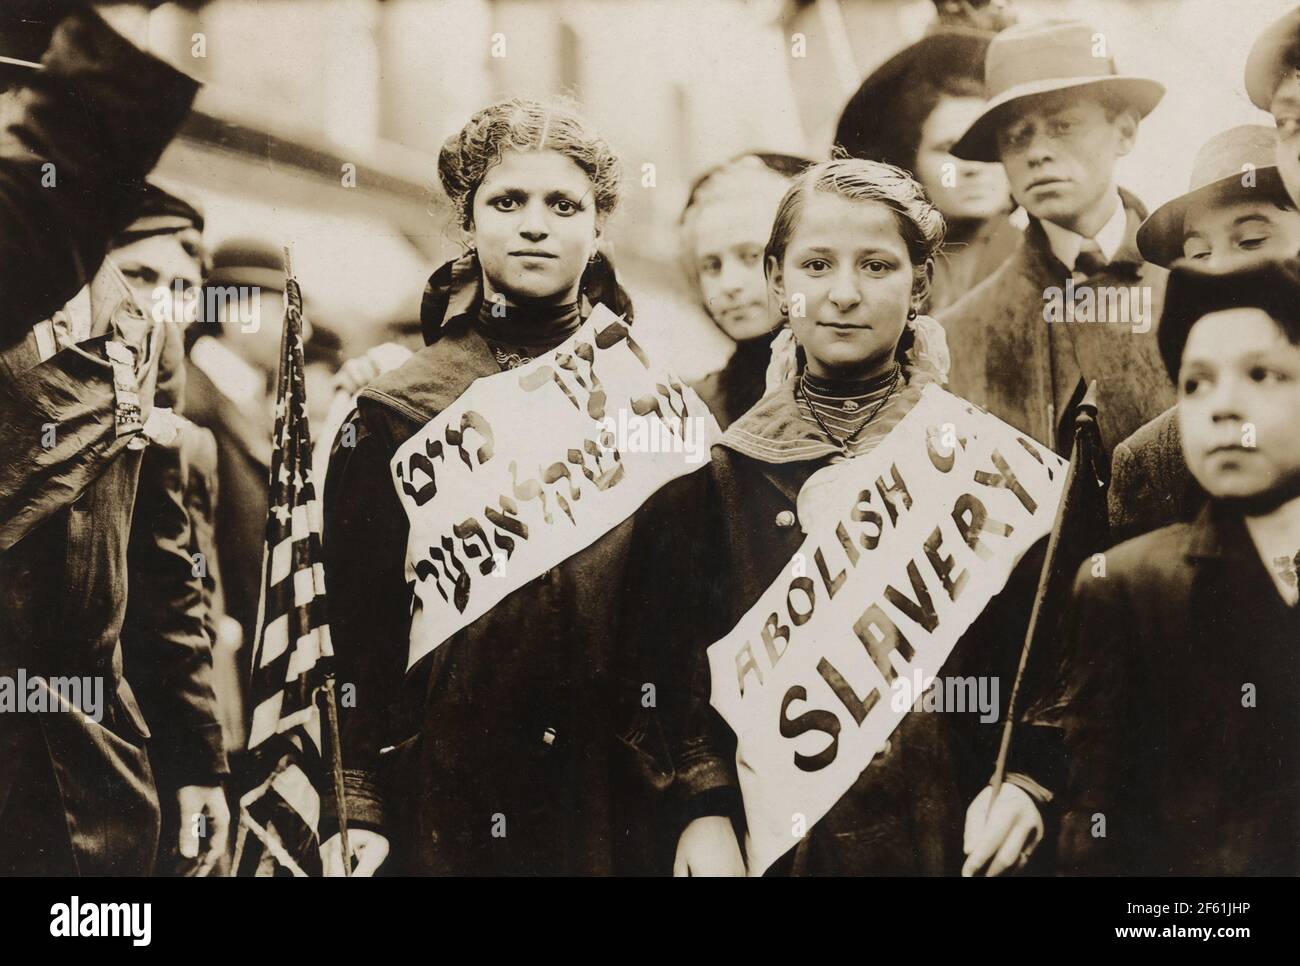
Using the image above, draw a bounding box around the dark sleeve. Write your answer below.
[943,536,1053,806]
[319,406,414,834]
[0,7,199,344]
[122,327,229,786]
[627,466,740,829]
[1016,559,1139,874]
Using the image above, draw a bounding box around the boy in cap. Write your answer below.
[1109,126,1300,542]
[938,17,1174,456]
[964,259,1300,876]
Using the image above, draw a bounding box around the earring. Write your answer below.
[907,308,917,321]
[780,300,789,317]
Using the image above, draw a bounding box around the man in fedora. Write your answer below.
[1248,6,1300,207]
[937,17,1174,457]
[1109,126,1300,543]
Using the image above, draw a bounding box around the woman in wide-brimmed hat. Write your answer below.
[835,27,1020,313]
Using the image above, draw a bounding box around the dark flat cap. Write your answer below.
[1158,257,1300,380]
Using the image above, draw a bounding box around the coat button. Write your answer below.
[542,727,557,746]
[775,510,796,528]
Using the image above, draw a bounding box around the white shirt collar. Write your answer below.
[190,335,266,409]
[1040,190,1127,270]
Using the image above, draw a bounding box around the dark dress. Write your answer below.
[649,368,1051,874]
[322,293,712,874]
[691,333,777,430]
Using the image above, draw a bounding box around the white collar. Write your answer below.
[190,335,266,409]
[1040,190,1127,270]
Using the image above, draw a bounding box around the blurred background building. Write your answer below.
[140,0,1292,379]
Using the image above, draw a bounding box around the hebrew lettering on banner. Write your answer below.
[392,305,720,669]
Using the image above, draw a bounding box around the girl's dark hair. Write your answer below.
[438,96,622,231]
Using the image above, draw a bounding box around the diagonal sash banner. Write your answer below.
[707,384,1068,876]
[393,305,720,669]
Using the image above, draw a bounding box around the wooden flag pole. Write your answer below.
[987,382,1099,817]
[321,676,351,877]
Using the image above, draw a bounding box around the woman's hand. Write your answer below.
[673,816,746,877]
[962,783,1044,877]
[321,830,390,877]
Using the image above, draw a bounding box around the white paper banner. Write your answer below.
[393,305,720,669]
[707,384,1068,875]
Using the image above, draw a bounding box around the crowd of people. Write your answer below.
[0,0,1296,878]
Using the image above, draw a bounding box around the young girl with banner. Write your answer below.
[643,158,1068,876]
[319,97,719,876]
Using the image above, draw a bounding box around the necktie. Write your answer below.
[1074,238,1108,278]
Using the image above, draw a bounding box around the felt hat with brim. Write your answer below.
[1137,126,1289,267]
[207,237,288,295]
[834,27,992,164]
[1246,6,1300,110]
[952,18,1165,162]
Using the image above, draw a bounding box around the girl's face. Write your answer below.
[914,95,1010,223]
[691,195,779,341]
[469,148,599,306]
[1178,307,1300,499]
[770,192,922,380]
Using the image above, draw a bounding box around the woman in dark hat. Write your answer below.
[834,27,1020,313]
[321,96,712,876]
[680,152,812,428]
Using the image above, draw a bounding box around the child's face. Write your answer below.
[770,193,917,380]
[1181,197,1300,269]
[469,149,599,306]
[915,95,1010,223]
[996,93,1134,232]
[1178,307,1300,499]
[691,195,780,341]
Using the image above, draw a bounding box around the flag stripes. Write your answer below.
[235,261,340,877]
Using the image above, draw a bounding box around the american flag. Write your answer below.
[234,258,340,877]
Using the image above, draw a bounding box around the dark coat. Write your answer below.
[1107,406,1204,544]
[690,335,774,430]
[650,370,1049,875]
[0,7,197,345]
[0,9,220,876]
[181,359,273,653]
[323,317,711,875]
[1027,503,1300,875]
[927,213,1023,315]
[0,314,226,876]
[937,190,1175,456]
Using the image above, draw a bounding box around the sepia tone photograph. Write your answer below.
[0,0,1295,945]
